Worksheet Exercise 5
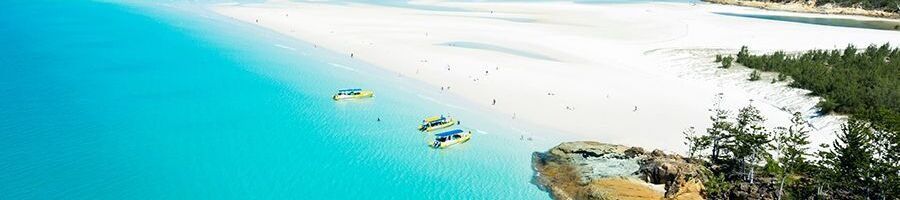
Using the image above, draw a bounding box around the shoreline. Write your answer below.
[209,0,900,153]
[138,2,567,198]
[702,0,900,20]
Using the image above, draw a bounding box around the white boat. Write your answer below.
[430,129,472,149]
[332,88,374,100]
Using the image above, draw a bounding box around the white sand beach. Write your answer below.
[211,0,900,152]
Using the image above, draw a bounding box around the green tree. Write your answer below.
[734,44,899,133]
[683,126,709,160]
[736,45,750,63]
[772,112,811,199]
[727,105,771,183]
[830,119,875,198]
[869,122,900,197]
[699,43,900,198]
[812,143,837,198]
[706,108,734,164]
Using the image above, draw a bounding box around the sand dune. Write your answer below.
[211,0,900,152]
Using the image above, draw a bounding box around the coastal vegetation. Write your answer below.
[746,0,900,13]
[716,55,734,68]
[684,103,899,199]
[704,0,900,19]
[748,70,761,81]
[688,44,900,199]
[734,44,900,131]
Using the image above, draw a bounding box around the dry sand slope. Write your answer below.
[211,0,900,152]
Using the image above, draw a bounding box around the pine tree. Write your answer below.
[812,143,837,198]
[728,104,770,183]
[683,127,709,160]
[736,45,749,63]
[773,112,811,199]
[869,122,900,198]
[830,119,875,198]
[706,108,733,164]
[732,44,899,133]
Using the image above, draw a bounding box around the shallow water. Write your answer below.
[0,1,566,199]
[715,12,900,31]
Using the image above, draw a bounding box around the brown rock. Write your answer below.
[533,141,706,200]
[650,149,666,157]
[624,147,647,157]
[638,156,704,199]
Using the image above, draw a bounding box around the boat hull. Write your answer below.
[332,90,374,100]
[430,132,471,149]
[420,118,457,132]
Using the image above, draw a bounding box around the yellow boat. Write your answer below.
[430,129,472,149]
[332,88,374,100]
[418,115,458,132]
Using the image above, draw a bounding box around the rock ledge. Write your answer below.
[532,141,705,200]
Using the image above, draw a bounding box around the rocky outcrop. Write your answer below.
[729,180,779,200]
[638,152,704,199]
[532,141,705,200]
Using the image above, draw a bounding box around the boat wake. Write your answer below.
[274,44,296,51]
[328,63,357,72]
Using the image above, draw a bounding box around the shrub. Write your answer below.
[702,171,733,198]
[748,70,761,81]
[777,73,788,82]
[816,100,838,115]
[721,56,734,68]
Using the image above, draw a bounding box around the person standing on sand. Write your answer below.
[350,53,354,58]
[492,99,496,105]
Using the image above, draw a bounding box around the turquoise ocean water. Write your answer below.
[0,1,567,199]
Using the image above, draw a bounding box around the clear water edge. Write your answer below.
[0,1,576,199]
[715,12,900,31]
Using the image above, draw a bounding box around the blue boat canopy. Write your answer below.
[436,129,464,137]
[338,88,362,92]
